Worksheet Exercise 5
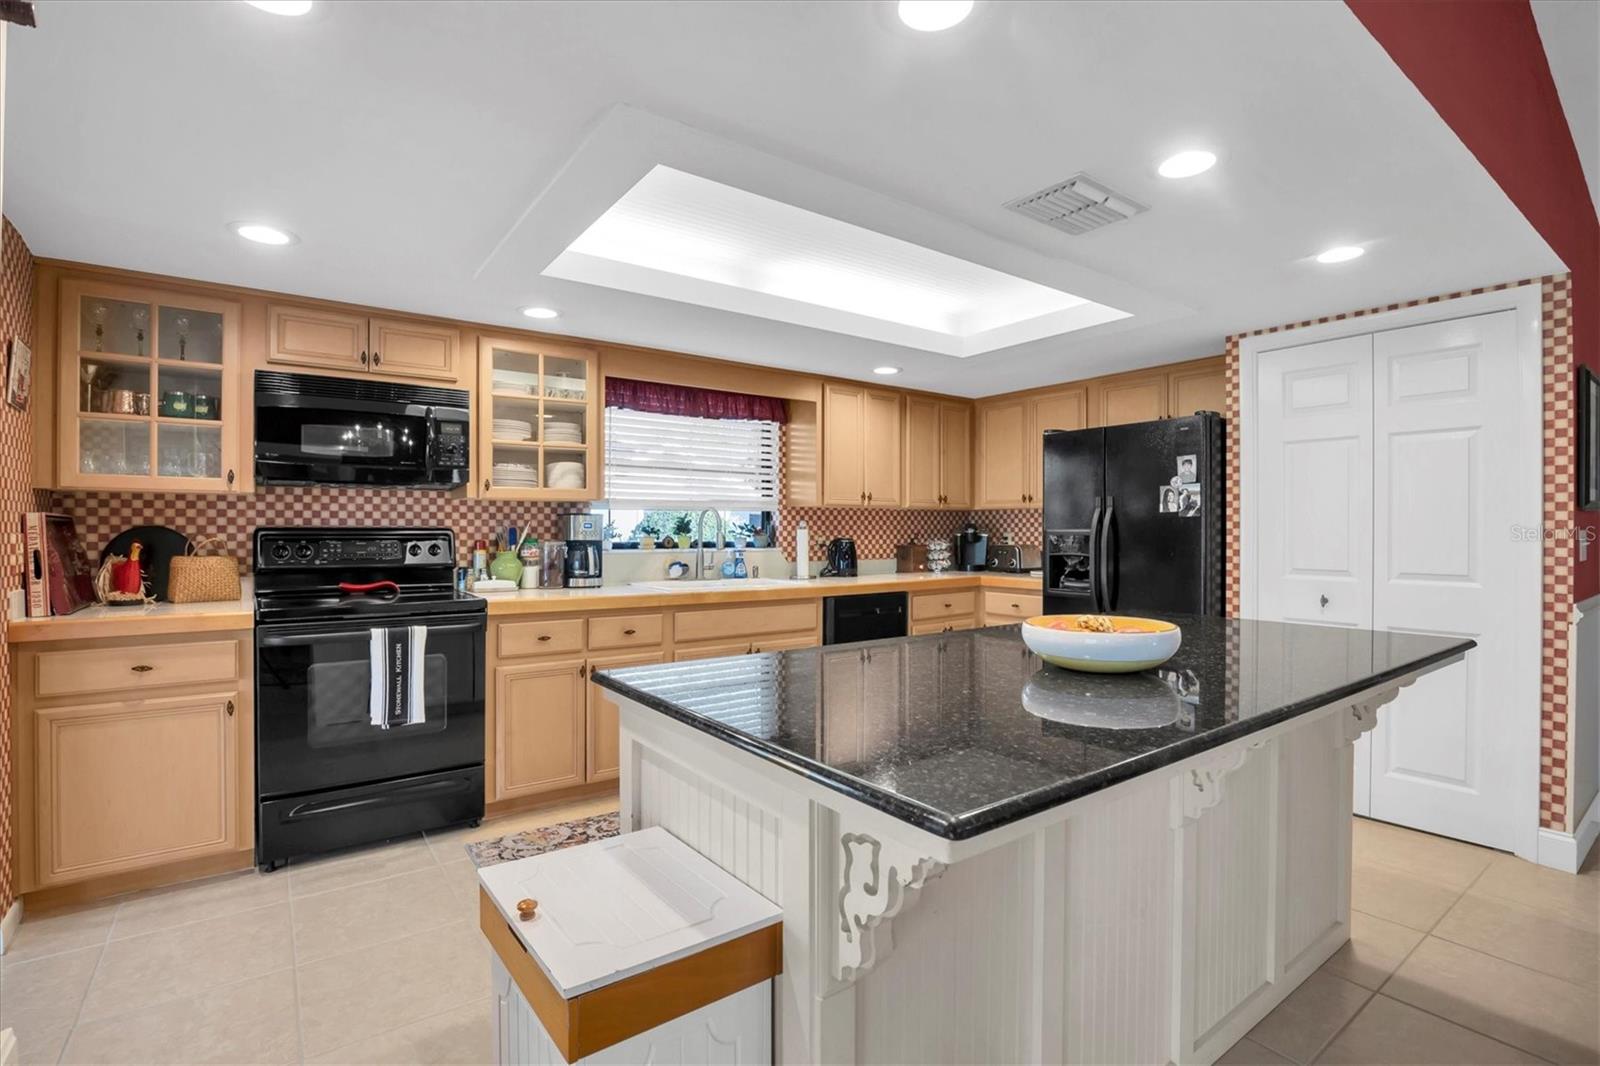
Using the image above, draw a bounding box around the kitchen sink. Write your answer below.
[630,578,797,592]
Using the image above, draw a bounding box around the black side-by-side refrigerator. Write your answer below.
[1042,412,1225,617]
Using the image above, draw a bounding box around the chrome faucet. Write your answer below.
[694,509,724,580]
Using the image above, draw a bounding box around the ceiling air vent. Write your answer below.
[1004,173,1148,236]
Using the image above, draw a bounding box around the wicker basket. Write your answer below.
[167,535,242,603]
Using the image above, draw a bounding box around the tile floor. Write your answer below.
[2,809,1595,1065]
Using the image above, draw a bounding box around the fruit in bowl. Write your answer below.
[1021,614,1182,673]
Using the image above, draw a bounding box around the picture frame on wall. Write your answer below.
[5,336,32,411]
[1580,365,1599,512]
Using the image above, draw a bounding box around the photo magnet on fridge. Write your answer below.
[1176,454,1197,482]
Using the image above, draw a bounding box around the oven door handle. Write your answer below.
[281,776,476,823]
[256,619,485,647]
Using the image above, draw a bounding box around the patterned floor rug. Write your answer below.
[465,812,621,867]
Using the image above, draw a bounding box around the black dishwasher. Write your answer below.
[822,592,908,645]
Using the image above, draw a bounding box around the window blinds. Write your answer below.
[603,407,781,509]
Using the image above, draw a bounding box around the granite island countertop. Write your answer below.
[593,616,1474,840]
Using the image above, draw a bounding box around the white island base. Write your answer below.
[615,678,1415,1066]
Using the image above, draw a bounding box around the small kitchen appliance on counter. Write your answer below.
[987,542,1043,573]
[252,527,486,872]
[561,513,604,588]
[957,522,989,571]
[820,537,858,577]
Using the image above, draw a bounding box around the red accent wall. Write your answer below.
[1348,0,1600,599]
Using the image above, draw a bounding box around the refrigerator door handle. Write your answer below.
[1100,495,1118,612]
[1088,497,1105,612]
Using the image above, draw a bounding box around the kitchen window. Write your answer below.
[601,405,780,547]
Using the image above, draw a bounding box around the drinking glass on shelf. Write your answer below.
[132,307,149,356]
[91,304,107,352]
[175,315,190,360]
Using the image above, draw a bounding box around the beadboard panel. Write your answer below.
[1280,715,1344,966]
[1190,745,1275,1040]
[1061,780,1174,1065]
[634,746,782,900]
[854,836,1036,1065]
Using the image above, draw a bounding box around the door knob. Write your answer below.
[1320,594,1330,608]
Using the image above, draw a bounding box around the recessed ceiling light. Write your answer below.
[244,0,313,15]
[1157,150,1217,179]
[229,222,296,246]
[872,366,902,376]
[1315,245,1365,264]
[520,306,560,320]
[897,0,974,32]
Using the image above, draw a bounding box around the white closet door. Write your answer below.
[1255,333,1376,812]
[1369,311,1522,851]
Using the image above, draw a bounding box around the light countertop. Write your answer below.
[7,580,255,643]
[7,571,1046,640]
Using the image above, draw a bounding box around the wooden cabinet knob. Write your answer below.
[623,628,637,635]
[372,351,382,365]
[516,898,538,921]
[359,350,368,366]
[537,634,552,642]
[131,664,154,673]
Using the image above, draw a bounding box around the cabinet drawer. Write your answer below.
[498,618,586,659]
[910,590,977,622]
[35,640,240,700]
[911,617,976,636]
[587,613,666,652]
[982,589,1042,622]
[674,601,818,644]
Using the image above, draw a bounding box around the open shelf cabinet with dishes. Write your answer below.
[56,279,244,493]
[476,336,602,500]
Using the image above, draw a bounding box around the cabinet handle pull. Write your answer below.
[623,628,637,636]
[131,664,154,673]
[226,700,235,717]
[227,469,236,487]
[1011,603,1020,609]
[867,492,873,503]
[537,634,552,642]
[943,602,952,608]
[483,478,491,492]
[1320,594,1330,608]
[359,350,368,366]
[372,351,381,365]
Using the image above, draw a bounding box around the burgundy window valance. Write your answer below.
[605,376,788,424]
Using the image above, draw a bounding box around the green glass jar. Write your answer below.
[489,549,523,584]
[160,390,191,418]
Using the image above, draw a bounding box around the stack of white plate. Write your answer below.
[493,461,538,488]
[492,371,538,394]
[544,375,587,400]
[543,420,583,446]
[492,418,535,442]
[546,460,585,490]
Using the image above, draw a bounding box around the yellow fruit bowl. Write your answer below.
[1020,614,1182,673]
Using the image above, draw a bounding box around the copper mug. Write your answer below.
[108,388,137,415]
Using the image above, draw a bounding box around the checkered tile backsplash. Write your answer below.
[0,219,39,914]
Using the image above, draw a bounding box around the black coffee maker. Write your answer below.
[820,537,858,577]
[957,522,988,571]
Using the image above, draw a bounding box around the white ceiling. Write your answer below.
[3,0,1563,398]
[1532,0,1600,217]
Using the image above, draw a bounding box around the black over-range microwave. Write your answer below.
[254,370,471,489]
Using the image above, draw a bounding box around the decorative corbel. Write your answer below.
[1336,679,1414,747]
[833,830,945,985]
[1171,738,1268,828]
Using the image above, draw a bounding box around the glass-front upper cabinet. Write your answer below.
[59,279,243,492]
[476,336,601,500]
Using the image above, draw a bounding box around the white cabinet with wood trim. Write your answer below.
[822,383,902,506]
[57,278,245,493]
[12,632,254,894]
[267,304,459,382]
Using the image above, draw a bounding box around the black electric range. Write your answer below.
[253,527,485,871]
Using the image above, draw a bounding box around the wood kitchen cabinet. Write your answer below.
[57,278,244,493]
[494,659,588,799]
[905,397,972,508]
[976,388,1085,507]
[822,383,902,506]
[267,303,459,382]
[1092,370,1168,426]
[585,650,663,782]
[1169,362,1227,419]
[12,632,254,894]
[478,336,602,501]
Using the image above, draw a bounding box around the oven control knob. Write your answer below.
[270,542,291,562]
[407,543,422,558]
[294,542,315,561]
[427,542,443,557]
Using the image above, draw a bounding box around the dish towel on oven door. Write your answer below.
[369,625,428,728]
